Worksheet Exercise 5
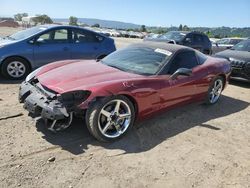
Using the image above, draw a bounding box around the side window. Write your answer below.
[37,29,68,43]
[72,29,99,43]
[54,29,68,41]
[39,33,50,40]
[168,51,198,74]
[183,35,193,44]
[193,34,203,44]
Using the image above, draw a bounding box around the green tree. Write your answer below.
[178,24,183,31]
[33,14,53,25]
[92,23,100,27]
[183,25,190,31]
[69,16,78,26]
[141,25,147,32]
[14,13,28,21]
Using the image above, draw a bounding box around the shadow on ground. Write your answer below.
[0,75,23,84]
[229,79,250,88]
[35,95,249,155]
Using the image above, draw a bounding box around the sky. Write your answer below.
[1,0,250,28]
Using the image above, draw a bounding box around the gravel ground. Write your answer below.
[0,27,249,188]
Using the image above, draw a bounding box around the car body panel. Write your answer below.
[33,53,230,120]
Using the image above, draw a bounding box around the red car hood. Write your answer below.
[37,60,141,93]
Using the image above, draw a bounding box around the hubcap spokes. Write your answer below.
[209,80,223,103]
[7,61,26,78]
[98,99,131,138]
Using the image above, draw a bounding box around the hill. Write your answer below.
[53,18,141,29]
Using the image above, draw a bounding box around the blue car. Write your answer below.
[0,25,116,79]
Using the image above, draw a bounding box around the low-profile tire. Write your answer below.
[86,95,135,142]
[1,57,31,80]
[205,76,224,105]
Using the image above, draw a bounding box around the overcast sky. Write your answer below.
[1,0,250,27]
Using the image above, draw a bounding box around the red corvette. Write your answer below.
[19,42,231,142]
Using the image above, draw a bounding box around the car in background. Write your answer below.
[215,39,250,81]
[144,33,161,40]
[212,38,246,54]
[19,42,230,142]
[0,25,116,79]
[144,31,212,54]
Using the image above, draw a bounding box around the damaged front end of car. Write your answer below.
[19,77,91,132]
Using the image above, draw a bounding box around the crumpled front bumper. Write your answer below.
[19,81,69,120]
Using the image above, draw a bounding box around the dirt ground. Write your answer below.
[0,27,250,188]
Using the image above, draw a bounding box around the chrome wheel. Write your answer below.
[98,99,131,138]
[7,61,26,78]
[209,79,223,104]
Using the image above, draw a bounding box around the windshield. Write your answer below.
[217,38,230,44]
[231,40,250,52]
[9,26,47,40]
[101,47,172,75]
[159,31,186,41]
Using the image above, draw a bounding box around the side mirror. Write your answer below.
[36,38,45,44]
[96,36,103,42]
[170,68,192,80]
[184,38,192,44]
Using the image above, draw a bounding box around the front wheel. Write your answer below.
[205,76,224,105]
[1,57,30,80]
[86,96,135,142]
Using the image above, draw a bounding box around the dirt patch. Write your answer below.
[0,28,249,188]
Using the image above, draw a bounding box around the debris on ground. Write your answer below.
[0,113,23,121]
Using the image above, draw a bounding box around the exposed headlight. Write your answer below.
[25,67,42,82]
[58,90,91,106]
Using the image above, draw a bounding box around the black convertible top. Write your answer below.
[128,41,191,53]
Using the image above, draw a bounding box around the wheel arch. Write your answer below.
[217,74,226,90]
[1,55,33,71]
[121,94,139,119]
[88,93,139,120]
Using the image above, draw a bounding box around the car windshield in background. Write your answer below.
[159,31,186,41]
[101,47,171,75]
[9,26,46,40]
[231,40,250,51]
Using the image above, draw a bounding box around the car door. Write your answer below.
[158,50,205,109]
[33,28,71,67]
[69,28,101,59]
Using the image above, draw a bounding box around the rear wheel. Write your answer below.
[205,76,224,104]
[86,95,135,142]
[1,57,30,80]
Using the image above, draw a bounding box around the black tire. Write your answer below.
[1,57,31,80]
[205,76,224,105]
[86,95,135,142]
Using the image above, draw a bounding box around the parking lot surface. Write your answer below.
[0,28,249,188]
